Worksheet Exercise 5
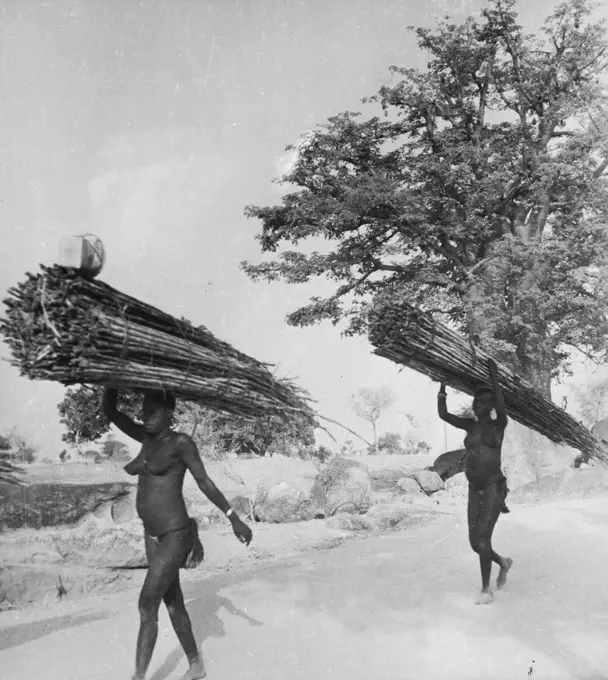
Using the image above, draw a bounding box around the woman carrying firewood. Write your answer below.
[102,387,252,680]
[437,359,513,605]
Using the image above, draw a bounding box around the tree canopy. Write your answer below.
[243,0,608,396]
[56,385,318,458]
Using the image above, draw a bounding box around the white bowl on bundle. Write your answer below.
[57,234,106,278]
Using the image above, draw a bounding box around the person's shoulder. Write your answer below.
[173,431,194,445]
[172,431,198,452]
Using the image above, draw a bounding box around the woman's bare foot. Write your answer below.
[496,558,513,590]
[180,657,206,680]
[475,589,494,605]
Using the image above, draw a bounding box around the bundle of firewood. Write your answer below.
[368,298,608,462]
[1,265,314,421]
[0,452,24,486]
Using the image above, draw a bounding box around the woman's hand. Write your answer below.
[488,358,499,380]
[230,514,253,546]
[438,383,447,397]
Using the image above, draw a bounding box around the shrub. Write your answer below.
[101,438,131,462]
[3,429,37,464]
[309,445,332,463]
[378,432,403,455]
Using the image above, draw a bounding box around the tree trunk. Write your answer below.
[372,421,379,455]
[466,251,553,400]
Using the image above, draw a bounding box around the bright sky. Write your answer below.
[1,0,605,460]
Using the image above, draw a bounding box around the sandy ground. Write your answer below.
[2,495,608,680]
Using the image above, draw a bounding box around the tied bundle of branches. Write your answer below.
[0,452,25,486]
[368,299,608,463]
[1,265,315,422]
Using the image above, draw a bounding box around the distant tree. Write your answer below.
[58,449,69,464]
[57,386,141,450]
[340,439,360,457]
[573,373,608,427]
[214,411,318,458]
[349,387,397,454]
[378,432,403,455]
[101,435,131,462]
[243,0,608,398]
[0,434,10,451]
[4,428,37,464]
[310,445,333,463]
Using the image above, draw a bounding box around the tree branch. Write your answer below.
[594,158,608,179]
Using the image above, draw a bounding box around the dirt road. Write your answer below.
[2,496,608,680]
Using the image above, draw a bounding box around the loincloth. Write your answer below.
[148,518,205,569]
[467,470,510,514]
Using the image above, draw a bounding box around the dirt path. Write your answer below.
[2,496,608,680]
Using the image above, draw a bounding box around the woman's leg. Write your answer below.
[467,485,482,555]
[133,529,192,680]
[474,483,511,603]
[163,574,206,679]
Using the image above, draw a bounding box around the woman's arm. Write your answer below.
[437,383,473,431]
[102,387,145,443]
[178,434,252,544]
[488,359,508,428]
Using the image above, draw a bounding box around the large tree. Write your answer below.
[243,0,608,397]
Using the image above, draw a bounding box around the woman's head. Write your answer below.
[472,387,495,419]
[142,390,176,434]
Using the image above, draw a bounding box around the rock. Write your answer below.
[254,482,319,523]
[51,521,146,569]
[510,467,608,504]
[444,473,468,497]
[310,457,372,517]
[325,512,373,532]
[229,494,255,520]
[413,469,444,494]
[501,422,576,491]
[431,489,450,503]
[370,468,411,492]
[365,503,410,528]
[0,482,134,531]
[397,477,421,494]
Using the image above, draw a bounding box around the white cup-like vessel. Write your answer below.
[57,234,106,278]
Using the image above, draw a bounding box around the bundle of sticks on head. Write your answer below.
[367,297,608,464]
[1,265,315,422]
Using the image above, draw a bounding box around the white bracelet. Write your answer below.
[226,508,234,518]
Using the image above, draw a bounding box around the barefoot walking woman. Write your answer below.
[437,359,513,605]
[102,387,252,680]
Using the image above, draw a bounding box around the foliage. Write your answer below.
[243,0,608,395]
[57,385,141,449]
[214,411,318,458]
[377,432,403,454]
[310,444,333,463]
[572,371,608,427]
[101,436,131,462]
[58,449,69,463]
[57,385,319,459]
[5,428,37,464]
[349,386,397,454]
[0,434,10,451]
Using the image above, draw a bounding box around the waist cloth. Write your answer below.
[466,469,510,514]
[148,517,205,569]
